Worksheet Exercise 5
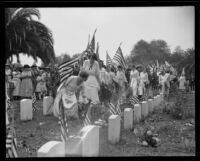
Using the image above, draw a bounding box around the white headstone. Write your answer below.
[20,99,32,121]
[37,141,65,157]
[79,125,99,157]
[108,115,121,144]
[141,101,148,118]
[124,108,133,130]
[43,96,54,115]
[133,104,141,122]
[148,99,153,113]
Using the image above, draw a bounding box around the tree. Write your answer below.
[149,39,171,63]
[55,53,71,65]
[129,39,171,67]
[5,8,55,65]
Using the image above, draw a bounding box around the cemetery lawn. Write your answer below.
[13,93,195,157]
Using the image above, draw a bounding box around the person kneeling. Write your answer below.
[53,71,89,120]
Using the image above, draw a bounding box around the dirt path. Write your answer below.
[13,93,195,157]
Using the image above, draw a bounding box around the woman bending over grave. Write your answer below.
[53,71,89,120]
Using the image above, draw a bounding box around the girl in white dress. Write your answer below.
[114,65,127,98]
[130,65,139,96]
[179,74,186,90]
[138,66,148,99]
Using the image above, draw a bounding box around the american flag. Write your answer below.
[87,29,96,54]
[128,95,140,105]
[6,132,18,158]
[32,93,38,112]
[83,101,97,126]
[113,45,126,69]
[83,113,91,126]
[58,98,69,142]
[58,58,79,84]
[116,97,125,116]
[58,50,87,84]
[108,102,117,115]
[106,51,113,67]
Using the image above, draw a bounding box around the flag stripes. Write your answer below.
[6,133,18,158]
[128,95,140,105]
[32,93,38,112]
[113,46,126,69]
[108,102,117,115]
[83,113,91,126]
[106,52,113,67]
[58,99,69,142]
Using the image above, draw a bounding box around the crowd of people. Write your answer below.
[5,53,195,123]
[5,64,60,101]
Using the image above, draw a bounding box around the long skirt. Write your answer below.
[138,81,145,96]
[12,78,21,96]
[20,78,33,97]
[53,89,78,118]
[84,86,100,104]
[130,78,138,96]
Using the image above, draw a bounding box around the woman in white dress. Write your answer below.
[53,71,89,119]
[130,65,139,96]
[81,54,101,104]
[179,74,186,90]
[114,65,127,98]
[138,66,148,100]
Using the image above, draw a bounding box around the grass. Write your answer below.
[11,91,195,157]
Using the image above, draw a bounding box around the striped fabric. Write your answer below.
[58,58,79,84]
[83,101,97,126]
[128,95,140,105]
[6,132,18,158]
[113,46,126,69]
[32,93,38,112]
[106,52,113,67]
[58,98,69,142]
[116,97,124,116]
[108,102,117,115]
[83,113,91,126]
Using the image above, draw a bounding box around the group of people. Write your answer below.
[5,64,60,101]
[5,53,195,123]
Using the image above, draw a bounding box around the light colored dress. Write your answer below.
[138,72,148,96]
[163,73,171,94]
[82,60,100,103]
[19,70,33,97]
[179,76,186,90]
[114,70,127,97]
[130,70,139,96]
[53,76,84,118]
[12,72,21,97]
[100,68,107,84]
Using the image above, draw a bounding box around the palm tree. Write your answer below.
[5,8,55,65]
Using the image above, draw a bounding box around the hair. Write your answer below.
[24,64,30,69]
[132,65,136,68]
[79,71,89,79]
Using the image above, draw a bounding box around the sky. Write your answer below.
[16,6,194,66]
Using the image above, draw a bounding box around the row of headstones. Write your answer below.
[36,93,164,157]
[108,93,164,144]
[20,96,54,121]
